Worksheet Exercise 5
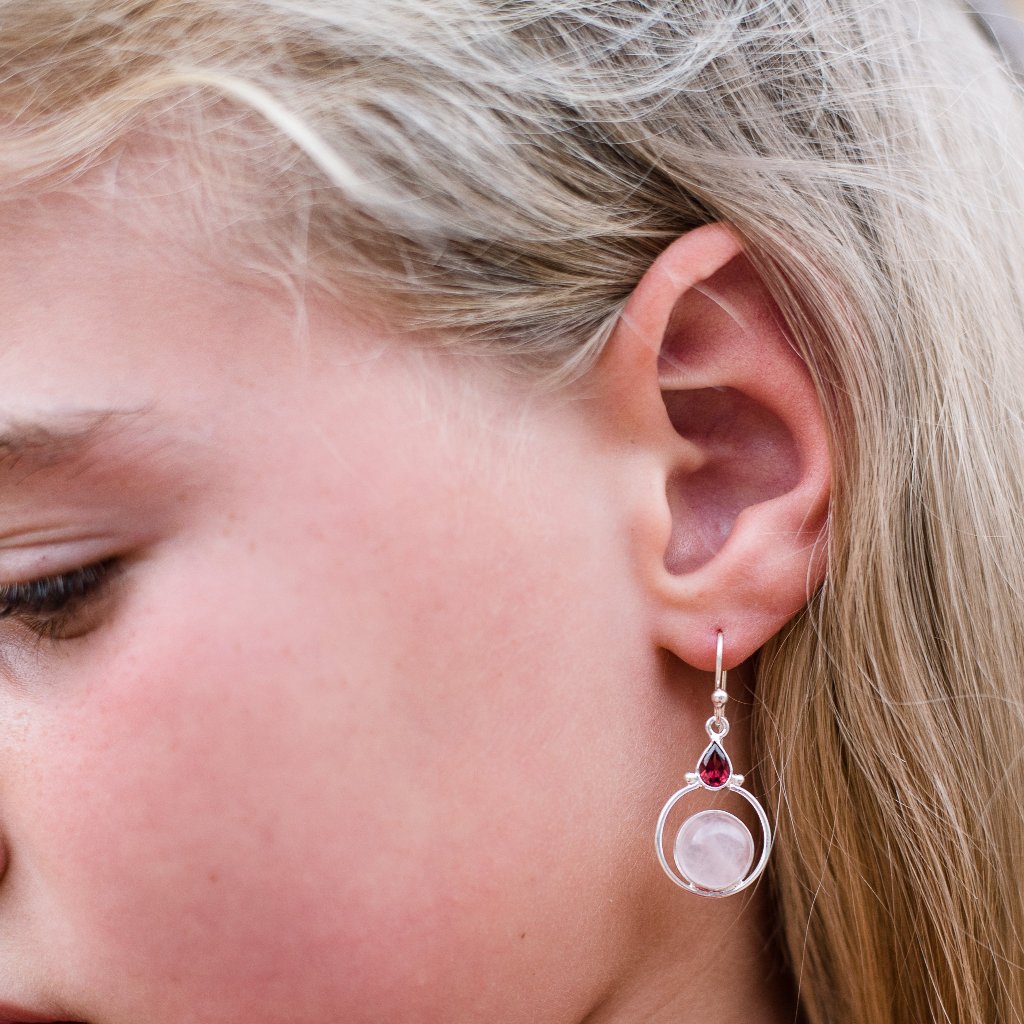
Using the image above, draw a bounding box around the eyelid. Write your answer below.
[0,557,123,643]
[0,557,117,607]
[0,534,128,583]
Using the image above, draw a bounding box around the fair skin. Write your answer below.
[0,183,828,1023]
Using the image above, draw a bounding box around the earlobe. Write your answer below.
[591,223,830,672]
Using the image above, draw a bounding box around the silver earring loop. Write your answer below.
[654,631,773,897]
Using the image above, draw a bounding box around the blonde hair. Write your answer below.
[3,1,1024,1020]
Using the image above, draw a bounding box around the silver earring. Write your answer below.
[654,630,772,897]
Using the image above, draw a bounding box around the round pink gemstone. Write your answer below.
[698,741,730,788]
[674,809,754,891]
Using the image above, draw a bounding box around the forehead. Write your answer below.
[0,184,299,394]
[1,127,285,289]
[0,184,450,478]
[3,203,179,397]
[2,163,217,281]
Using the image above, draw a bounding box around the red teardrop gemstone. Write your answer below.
[698,742,731,788]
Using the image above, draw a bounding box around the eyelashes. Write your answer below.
[0,558,120,640]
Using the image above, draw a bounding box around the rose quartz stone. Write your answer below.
[673,809,754,892]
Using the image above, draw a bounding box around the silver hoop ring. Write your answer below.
[654,782,773,898]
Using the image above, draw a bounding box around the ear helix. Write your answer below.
[654,631,772,897]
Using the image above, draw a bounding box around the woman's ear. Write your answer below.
[582,223,830,672]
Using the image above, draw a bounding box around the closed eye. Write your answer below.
[0,558,121,640]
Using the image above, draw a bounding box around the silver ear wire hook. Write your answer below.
[712,630,727,731]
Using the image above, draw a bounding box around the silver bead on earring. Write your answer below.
[654,630,772,897]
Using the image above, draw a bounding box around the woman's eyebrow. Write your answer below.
[0,408,152,471]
